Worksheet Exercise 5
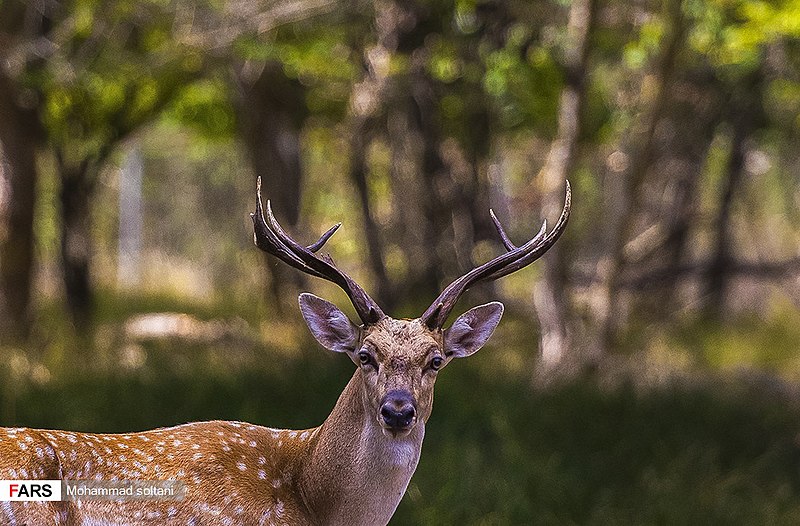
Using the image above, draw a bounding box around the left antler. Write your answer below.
[421,181,572,329]
[251,177,386,325]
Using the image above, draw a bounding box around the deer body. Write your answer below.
[0,369,421,525]
[1,420,320,525]
[0,180,569,525]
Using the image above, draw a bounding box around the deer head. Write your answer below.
[251,178,571,439]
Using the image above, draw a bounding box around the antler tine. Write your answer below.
[264,200,385,323]
[485,184,571,281]
[307,223,342,253]
[421,181,571,329]
[419,219,548,328]
[489,209,518,251]
[251,182,325,279]
[251,178,385,325]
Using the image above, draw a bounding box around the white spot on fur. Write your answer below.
[1,502,17,526]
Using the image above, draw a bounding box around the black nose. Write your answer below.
[380,391,417,430]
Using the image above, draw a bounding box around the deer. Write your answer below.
[0,178,570,526]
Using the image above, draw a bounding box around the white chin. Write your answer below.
[380,426,413,439]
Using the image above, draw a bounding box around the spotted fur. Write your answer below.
[1,301,503,526]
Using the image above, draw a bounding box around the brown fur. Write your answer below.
[0,317,457,526]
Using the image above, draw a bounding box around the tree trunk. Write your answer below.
[58,159,96,333]
[0,69,41,342]
[344,0,408,311]
[704,71,764,316]
[385,0,495,309]
[349,123,394,308]
[235,60,306,227]
[598,0,688,352]
[535,0,597,367]
[233,60,308,309]
[652,73,722,309]
[347,0,507,313]
[371,0,452,309]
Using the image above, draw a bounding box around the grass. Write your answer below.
[401,371,800,524]
[3,292,800,524]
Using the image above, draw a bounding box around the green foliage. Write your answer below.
[482,25,563,133]
[3,0,216,174]
[766,78,800,132]
[670,300,800,375]
[686,0,800,73]
[234,24,359,119]
[623,17,665,70]
[165,78,236,140]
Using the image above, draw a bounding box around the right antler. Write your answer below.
[251,178,385,325]
[421,182,572,329]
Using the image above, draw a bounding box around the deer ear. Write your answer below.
[444,302,504,358]
[299,293,360,353]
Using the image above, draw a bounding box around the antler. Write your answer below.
[251,178,385,325]
[421,181,572,329]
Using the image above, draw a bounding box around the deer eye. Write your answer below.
[430,356,443,370]
[358,351,374,368]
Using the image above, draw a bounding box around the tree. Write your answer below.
[41,2,204,330]
[0,0,339,333]
[0,1,49,342]
[534,0,598,366]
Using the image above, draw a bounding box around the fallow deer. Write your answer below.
[0,178,570,525]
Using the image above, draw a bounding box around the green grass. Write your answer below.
[400,371,800,524]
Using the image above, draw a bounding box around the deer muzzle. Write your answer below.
[379,390,417,435]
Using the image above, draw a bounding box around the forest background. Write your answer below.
[2,0,800,523]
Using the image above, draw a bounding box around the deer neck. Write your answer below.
[298,368,424,526]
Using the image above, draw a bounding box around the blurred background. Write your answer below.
[2,0,800,523]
